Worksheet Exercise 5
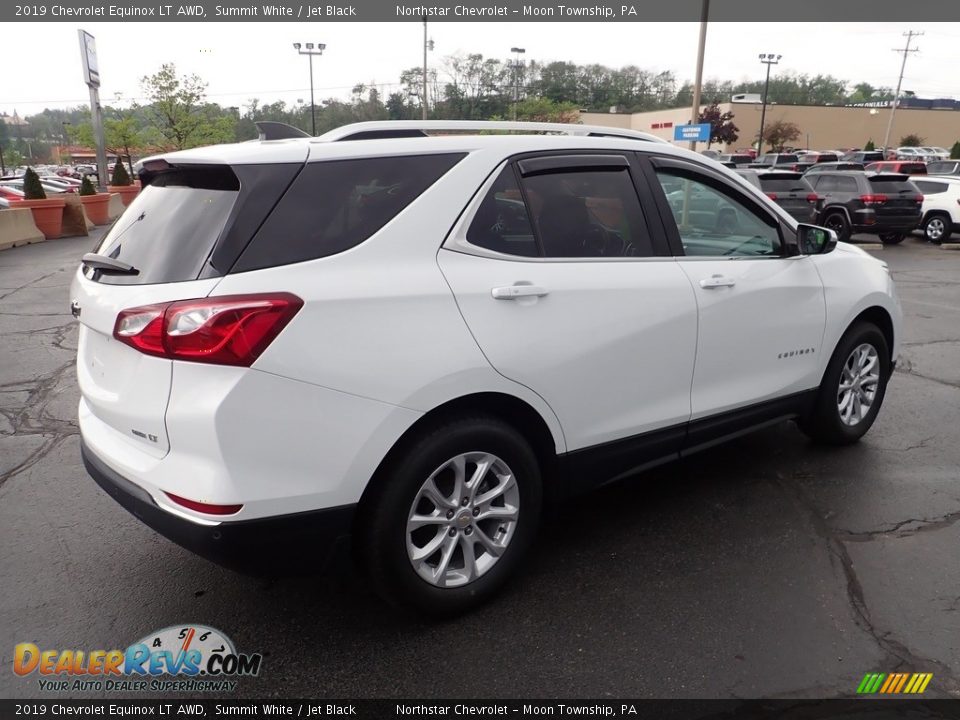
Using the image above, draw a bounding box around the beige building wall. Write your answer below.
[582,104,960,152]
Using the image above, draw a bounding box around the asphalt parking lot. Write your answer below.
[1,230,959,700]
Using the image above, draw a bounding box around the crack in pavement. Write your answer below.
[893,357,960,391]
[834,510,960,543]
[0,269,62,302]
[773,476,960,695]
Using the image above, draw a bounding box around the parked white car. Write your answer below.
[72,121,902,613]
[914,175,960,242]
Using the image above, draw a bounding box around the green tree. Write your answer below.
[494,97,579,123]
[22,167,46,199]
[951,141,960,159]
[864,139,876,151]
[110,160,131,186]
[762,119,801,152]
[899,133,925,147]
[140,63,233,150]
[79,176,97,196]
[698,101,739,147]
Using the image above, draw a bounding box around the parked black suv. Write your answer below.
[735,169,822,224]
[806,171,922,244]
[749,153,800,169]
[841,150,885,164]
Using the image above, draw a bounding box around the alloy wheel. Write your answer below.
[406,452,520,588]
[837,343,880,426]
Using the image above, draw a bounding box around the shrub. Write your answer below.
[22,167,46,200]
[79,176,97,196]
[864,139,875,151]
[899,133,925,147]
[951,141,960,160]
[110,161,131,186]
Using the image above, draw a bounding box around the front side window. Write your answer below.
[654,169,781,258]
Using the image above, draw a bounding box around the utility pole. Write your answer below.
[757,53,781,156]
[510,47,526,121]
[882,30,922,154]
[422,20,434,120]
[688,0,709,152]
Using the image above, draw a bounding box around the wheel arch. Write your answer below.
[356,392,561,518]
[822,205,852,224]
[846,306,895,363]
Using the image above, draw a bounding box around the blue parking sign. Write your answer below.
[674,123,711,142]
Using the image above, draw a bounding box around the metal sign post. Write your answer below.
[78,30,109,191]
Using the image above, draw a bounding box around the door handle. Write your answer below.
[491,285,550,300]
[699,275,736,289]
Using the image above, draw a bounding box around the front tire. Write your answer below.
[879,233,905,245]
[358,416,542,615]
[799,322,891,445]
[922,213,952,244]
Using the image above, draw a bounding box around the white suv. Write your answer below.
[914,175,960,243]
[72,121,902,614]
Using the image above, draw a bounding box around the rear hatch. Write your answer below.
[866,174,923,224]
[71,159,303,457]
[758,173,817,221]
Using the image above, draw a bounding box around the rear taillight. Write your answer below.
[806,193,819,204]
[765,192,778,200]
[165,492,242,516]
[914,194,924,203]
[113,293,303,366]
[860,194,888,206]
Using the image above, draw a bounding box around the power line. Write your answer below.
[882,30,923,149]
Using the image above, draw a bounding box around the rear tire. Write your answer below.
[358,415,542,615]
[799,322,891,445]
[879,233,905,245]
[922,213,952,244]
[823,211,850,242]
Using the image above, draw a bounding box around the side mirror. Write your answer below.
[797,224,838,255]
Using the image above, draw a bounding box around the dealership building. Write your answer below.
[581,98,960,151]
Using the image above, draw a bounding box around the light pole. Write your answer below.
[510,47,526,121]
[422,20,434,120]
[293,42,326,136]
[757,53,781,155]
[688,0,709,152]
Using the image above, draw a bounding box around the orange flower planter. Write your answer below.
[79,193,112,226]
[108,185,140,206]
[19,197,66,239]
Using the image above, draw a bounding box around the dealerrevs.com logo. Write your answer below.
[14,625,263,693]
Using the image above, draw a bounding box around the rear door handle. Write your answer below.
[699,275,736,289]
[491,285,550,300]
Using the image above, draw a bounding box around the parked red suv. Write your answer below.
[864,161,927,175]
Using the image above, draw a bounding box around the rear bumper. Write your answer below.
[81,440,356,575]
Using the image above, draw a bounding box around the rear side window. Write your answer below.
[837,177,859,192]
[522,168,653,258]
[915,181,948,194]
[88,166,239,286]
[234,153,465,272]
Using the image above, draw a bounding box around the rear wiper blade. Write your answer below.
[81,253,139,275]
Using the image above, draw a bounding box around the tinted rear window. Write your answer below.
[928,162,958,174]
[87,166,239,285]
[234,153,464,272]
[759,177,813,192]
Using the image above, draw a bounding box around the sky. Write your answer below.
[2,21,959,118]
